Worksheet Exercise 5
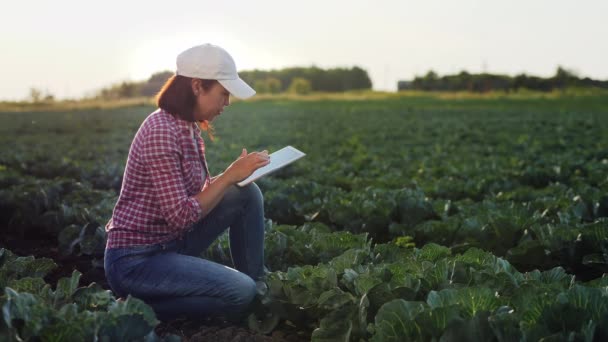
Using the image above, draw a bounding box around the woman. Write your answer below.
[104,43,270,321]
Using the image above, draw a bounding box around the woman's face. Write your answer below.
[192,80,230,122]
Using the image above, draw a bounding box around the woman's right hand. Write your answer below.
[223,148,270,184]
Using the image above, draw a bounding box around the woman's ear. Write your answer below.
[191,79,200,96]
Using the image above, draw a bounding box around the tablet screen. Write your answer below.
[237,146,306,186]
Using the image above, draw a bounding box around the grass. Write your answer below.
[0,97,155,112]
[2,87,607,113]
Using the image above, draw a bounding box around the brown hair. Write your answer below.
[156,75,216,140]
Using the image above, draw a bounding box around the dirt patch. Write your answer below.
[0,232,107,288]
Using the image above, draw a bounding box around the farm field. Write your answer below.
[1,91,608,341]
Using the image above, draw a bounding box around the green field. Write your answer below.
[1,92,608,341]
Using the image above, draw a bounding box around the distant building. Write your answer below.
[397,81,412,91]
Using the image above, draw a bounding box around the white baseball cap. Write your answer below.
[176,44,256,99]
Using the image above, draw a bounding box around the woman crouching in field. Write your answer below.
[104,44,270,321]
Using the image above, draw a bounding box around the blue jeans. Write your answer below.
[104,183,265,321]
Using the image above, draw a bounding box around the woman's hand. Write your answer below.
[223,148,270,184]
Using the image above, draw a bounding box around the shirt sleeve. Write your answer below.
[140,124,203,231]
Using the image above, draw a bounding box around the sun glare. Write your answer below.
[127,33,257,82]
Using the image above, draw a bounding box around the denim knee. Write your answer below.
[239,182,263,206]
[226,274,257,307]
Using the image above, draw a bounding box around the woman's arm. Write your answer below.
[142,124,205,230]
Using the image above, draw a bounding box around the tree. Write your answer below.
[553,66,578,89]
[28,88,54,103]
[288,78,312,95]
[253,79,269,94]
[266,77,282,94]
[141,71,174,96]
[29,88,42,103]
[118,82,139,98]
[254,77,282,94]
[241,66,372,92]
[43,93,55,102]
[412,70,439,91]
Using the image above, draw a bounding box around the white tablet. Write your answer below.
[237,146,306,187]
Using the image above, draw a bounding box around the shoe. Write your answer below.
[255,280,269,298]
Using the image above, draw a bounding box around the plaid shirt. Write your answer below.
[105,109,210,249]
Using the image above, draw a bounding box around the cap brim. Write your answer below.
[218,78,256,99]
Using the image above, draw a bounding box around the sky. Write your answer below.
[1,0,607,100]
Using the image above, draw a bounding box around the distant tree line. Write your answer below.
[398,67,608,92]
[27,88,55,103]
[240,66,373,94]
[95,66,372,99]
[96,71,175,100]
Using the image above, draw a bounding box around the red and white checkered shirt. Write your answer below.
[105,109,211,249]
